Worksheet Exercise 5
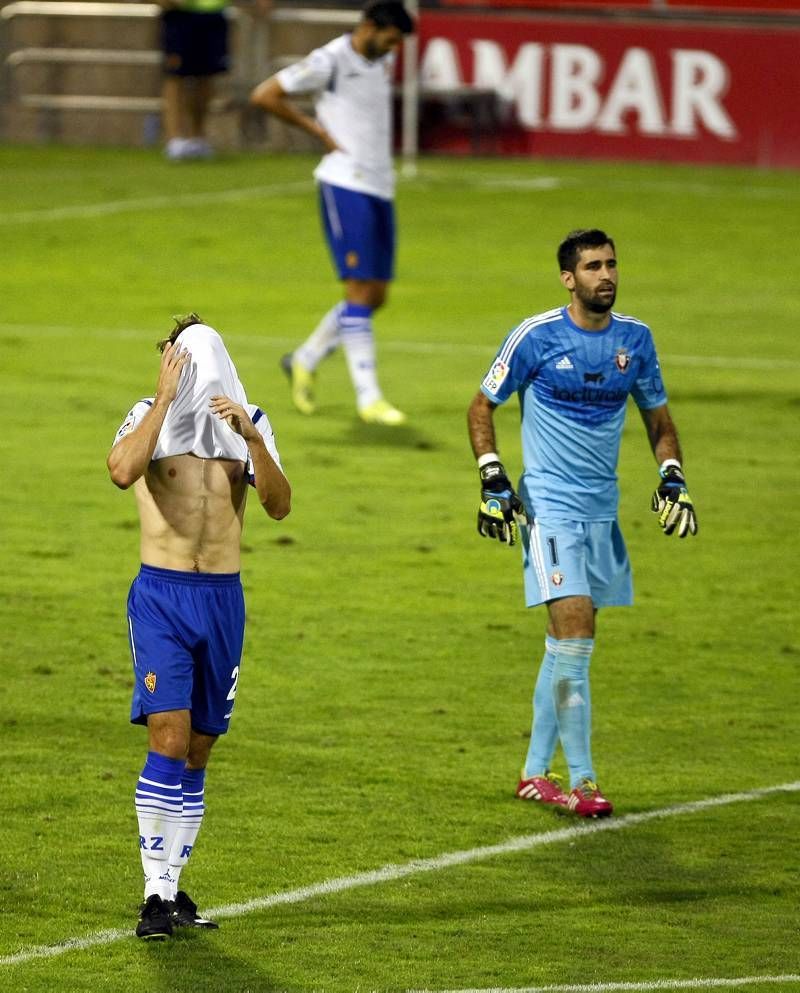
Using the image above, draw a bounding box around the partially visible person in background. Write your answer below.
[159,0,271,161]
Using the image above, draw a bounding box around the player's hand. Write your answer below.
[155,342,191,404]
[477,460,525,546]
[651,464,698,538]
[210,396,257,440]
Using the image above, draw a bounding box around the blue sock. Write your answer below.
[136,751,186,900]
[523,636,560,777]
[552,638,595,788]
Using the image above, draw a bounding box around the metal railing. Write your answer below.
[0,3,359,137]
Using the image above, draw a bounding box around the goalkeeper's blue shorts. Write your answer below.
[520,518,633,608]
[127,565,245,736]
[319,182,395,281]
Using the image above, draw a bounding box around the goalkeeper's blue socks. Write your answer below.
[523,636,560,777]
[340,302,382,409]
[552,638,595,788]
[136,751,185,900]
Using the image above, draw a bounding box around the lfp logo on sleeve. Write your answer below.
[482,359,509,394]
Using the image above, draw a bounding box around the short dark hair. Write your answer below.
[557,229,615,273]
[362,1,414,34]
[156,312,203,352]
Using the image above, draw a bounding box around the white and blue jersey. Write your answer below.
[113,399,283,485]
[481,306,667,523]
[276,33,396,201]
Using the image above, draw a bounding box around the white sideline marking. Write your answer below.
[0,168,795,225]
[1,781,798,968]
[0,323,798,373]
[446,173,800,202]
[410,975,800,993]
[0,180,311,224]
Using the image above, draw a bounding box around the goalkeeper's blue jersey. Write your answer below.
[480,306,667,522]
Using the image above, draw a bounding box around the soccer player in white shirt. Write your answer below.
[108,315,290,939]
[251,0,414,425]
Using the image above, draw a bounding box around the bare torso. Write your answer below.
[134,453,249,573]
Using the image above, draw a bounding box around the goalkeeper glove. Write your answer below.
[477,458,525,546]
[651,461,698,538]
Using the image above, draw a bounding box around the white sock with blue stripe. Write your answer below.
[552,638,595,788]
[523,635,560,777]
[340,302,382,409]
[167,767,206,898]
[295,303,343,371]
[136,751,185,901]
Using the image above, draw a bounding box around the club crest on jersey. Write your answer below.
[482,359,509,393]
[551,571,565,587]
[615,348,631,373]
[116,417,135,440]
[345,250,360,269]
[144,671,157,694]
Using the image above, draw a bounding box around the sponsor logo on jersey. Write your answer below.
[555,355,574,370]
[551,571,565,587]
[584,371,606,384]
[144,671,157,694]
[615,348,631,372]
[553,386,627,404]
[482,358,509,394]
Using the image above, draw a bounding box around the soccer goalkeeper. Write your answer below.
[468,230,697,819]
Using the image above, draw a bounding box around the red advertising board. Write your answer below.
[436,1,800,11]
[417,12,800,166]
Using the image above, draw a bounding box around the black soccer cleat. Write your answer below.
[136,894,173,940]
[168,890,219,929]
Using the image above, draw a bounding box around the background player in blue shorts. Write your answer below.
[467,229,697,818]
[159,0,233,161]
[250,1,414,425]
[108,314,291,939]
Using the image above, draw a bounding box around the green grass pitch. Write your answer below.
[1,146,799,993]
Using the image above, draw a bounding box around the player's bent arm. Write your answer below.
[209,395,291,519]
[247,434,291,520]
[107,397,171,489]
[249,77,338,152]
[639,403,684,466]
[467,391,499,459]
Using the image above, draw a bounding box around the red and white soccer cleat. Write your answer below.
[516,771,569,809]
[566,779,614,818]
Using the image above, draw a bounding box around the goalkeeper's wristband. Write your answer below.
[478,455,511,490]
[477,451,501,471]
[658,458,683,479]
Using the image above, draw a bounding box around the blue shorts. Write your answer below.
[127,565,245,736]
[162,10,229,78]
[520,518,633,608]
[319,182,395,281]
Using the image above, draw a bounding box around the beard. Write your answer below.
[576,282,616,313]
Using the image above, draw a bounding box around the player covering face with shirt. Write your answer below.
[107,315,291,939]
[467,230,697,819]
